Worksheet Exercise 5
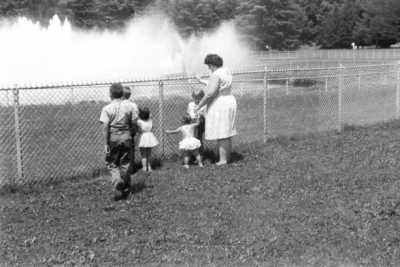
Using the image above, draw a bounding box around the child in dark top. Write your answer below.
[99,83,137,200]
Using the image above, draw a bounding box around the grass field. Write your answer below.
[2,120,400,266]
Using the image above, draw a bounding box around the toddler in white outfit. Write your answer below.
[166,116,203,168]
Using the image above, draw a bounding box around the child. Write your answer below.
[122,86,139,175]
[186,88,206,149]
[99,83,137,200]
[166,116,203,168]
[137,107,159,172]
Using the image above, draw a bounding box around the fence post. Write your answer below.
[396,61,400,117]
[263,66,268,143]
[286,78,289,96]
[383,73,387,85]
[338,64,344,132]
[70,87,75,104]
[13,87,24,183]
[358,73,361,91]
[325,78,328,93]
[5,90,9,107]
[158,81,165,157]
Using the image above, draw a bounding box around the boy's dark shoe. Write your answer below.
[115,181,126,191]
[112,189,130,201]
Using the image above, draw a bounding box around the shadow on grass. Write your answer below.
[130,182,148,194]
[128,157,164,174]
[0,149,246,196]
[0,167,108,195]
[202,149,244,164]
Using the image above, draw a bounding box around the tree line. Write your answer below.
[1,0,399,49]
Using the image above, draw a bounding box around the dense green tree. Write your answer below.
[316,1,362,48]
[159,0,238,38]
[357,0,400,47]
[235,0,306,50]
[64,0,154,29]
[0,0,60,24]
[0,0,153,29]
[0,0,399,49]
[295,0,345,45]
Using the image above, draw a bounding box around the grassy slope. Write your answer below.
[1,120,400,266]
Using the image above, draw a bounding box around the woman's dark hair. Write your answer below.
[110,83,123,99]
[204,54,223,67]
[139,107,150,121]
[182,115,192,125]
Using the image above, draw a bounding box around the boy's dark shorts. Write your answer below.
[106,131,132,168]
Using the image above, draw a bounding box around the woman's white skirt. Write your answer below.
[205,95,237,140]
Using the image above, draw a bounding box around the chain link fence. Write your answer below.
[1,61,399,186]
[251,48,400,61]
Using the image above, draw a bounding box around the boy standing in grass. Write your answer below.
[99,83,138,200]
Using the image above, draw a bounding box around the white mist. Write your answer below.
[0,14,250,87]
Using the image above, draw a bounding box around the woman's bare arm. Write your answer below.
[195,74,209,86]
[196,74,219,110]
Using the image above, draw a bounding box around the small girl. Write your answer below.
[166,116,203,168]
[187,88,206,149]
[137,107,159,172]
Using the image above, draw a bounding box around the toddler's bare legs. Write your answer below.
[146,148,152,172]
[194,149,203,167]
[140,147,147,171]
[183,151,190,169]
[140,148,152,172]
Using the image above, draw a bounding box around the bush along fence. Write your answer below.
[1,62,399,186]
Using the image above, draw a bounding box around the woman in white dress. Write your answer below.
[195,54,237,165]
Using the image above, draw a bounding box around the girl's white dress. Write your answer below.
[205,67,237,140]
[178,124,201,151]
[137,119,159,148]
[179,137,201,151]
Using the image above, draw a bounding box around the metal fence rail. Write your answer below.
[1,61,399,186]
[251,49,400,61]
